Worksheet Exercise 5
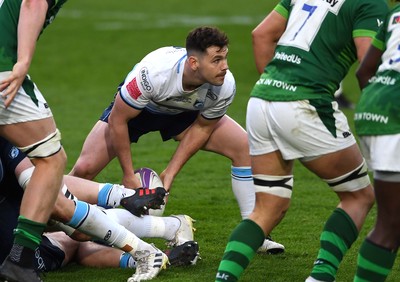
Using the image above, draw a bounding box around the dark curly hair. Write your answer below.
[185,26,229,55]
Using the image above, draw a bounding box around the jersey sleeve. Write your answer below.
[353,0,388,38]
[119,62,160,110]
[275,0,290,19]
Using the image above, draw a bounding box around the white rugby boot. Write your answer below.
[257,235,285,254]
[127,244,168,282]
[167,215,196,247]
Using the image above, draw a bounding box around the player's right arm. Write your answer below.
[252,8,287,74]
[0,0,48,108]
[108,92,142,189]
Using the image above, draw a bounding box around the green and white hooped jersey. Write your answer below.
[355,4,400,136]
[251,0,388,102]
[0,0,67,72]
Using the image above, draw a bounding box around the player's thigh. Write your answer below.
[302,143,364,180]
[0,117,58,148]
[202,115,249,164]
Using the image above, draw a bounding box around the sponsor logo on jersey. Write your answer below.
[206,89,218,100]
[35,248,47,271]
[389,12,400,31]
[274,52,301,64]
[323,0,340,8]
[354,112,389,124]
[368,75,396,86]
[166,96,192,103]
[194,100,204,109]
[392,15,400,25]
[9,147,19,159]
[126,77,142,100]
[139,67,153,93]
[256,78,297,92]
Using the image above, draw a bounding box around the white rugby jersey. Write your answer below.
[119,46,236,119]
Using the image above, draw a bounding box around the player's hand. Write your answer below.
[0,62,29,108]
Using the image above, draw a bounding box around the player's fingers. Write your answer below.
[0,80,10,92]
[2,88,18,108]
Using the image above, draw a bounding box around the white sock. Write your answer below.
[231,166,255,219]
[104,209,180,239]
[97,183,135,208]
[67,201,154,255]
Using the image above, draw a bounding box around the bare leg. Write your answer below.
[70,121,116,179]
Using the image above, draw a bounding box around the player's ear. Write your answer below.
[187,55,199,71]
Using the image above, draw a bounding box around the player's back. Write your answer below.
[252,0,388,101]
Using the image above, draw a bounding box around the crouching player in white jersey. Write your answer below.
[69,26,284,254]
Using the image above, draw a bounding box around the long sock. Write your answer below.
[9,216,46,267]
[310,208,358,282]
[104,208,180,239]
[66,200,154,256]
[354,239,397,282]
[97,183,134,208]
[231,166,255,219]
[216,219,265,282]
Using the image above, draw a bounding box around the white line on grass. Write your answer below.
[59,10,264,30]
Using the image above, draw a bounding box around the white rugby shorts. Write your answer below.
[0,71,53,125]
[358,134,400,172]
[246,97,356,160]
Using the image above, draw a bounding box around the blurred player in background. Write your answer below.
[353,1,400,280]
[70,26,284,254]
[216,0,388,281]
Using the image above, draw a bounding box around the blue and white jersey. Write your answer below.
[119,46,236,119]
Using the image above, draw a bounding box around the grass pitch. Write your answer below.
[30,0,400,281]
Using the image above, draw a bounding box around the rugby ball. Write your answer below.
[134,167,166,216]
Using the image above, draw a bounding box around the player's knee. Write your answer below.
[70,159,97,180]
[324,159,371,193]
[19,129,64,159]
[253,174,293,198]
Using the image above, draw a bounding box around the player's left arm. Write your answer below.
[356,43,383,89]
[160,115,221,191]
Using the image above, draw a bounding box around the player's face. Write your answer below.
[198,46,229,86]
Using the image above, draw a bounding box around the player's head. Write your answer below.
[185,26,229,86]
[186,26,229,55]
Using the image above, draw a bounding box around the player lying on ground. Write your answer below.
[0,137,197,281]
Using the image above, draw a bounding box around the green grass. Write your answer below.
[27,0,400,281]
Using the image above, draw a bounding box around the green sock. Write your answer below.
[215,219,265,282]
[354,239,397,282]
[14,215,46,250]
[310,208,358,282]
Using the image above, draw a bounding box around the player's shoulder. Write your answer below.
[142,46,187,62]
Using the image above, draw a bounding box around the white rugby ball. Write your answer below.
[134,167,166,216]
